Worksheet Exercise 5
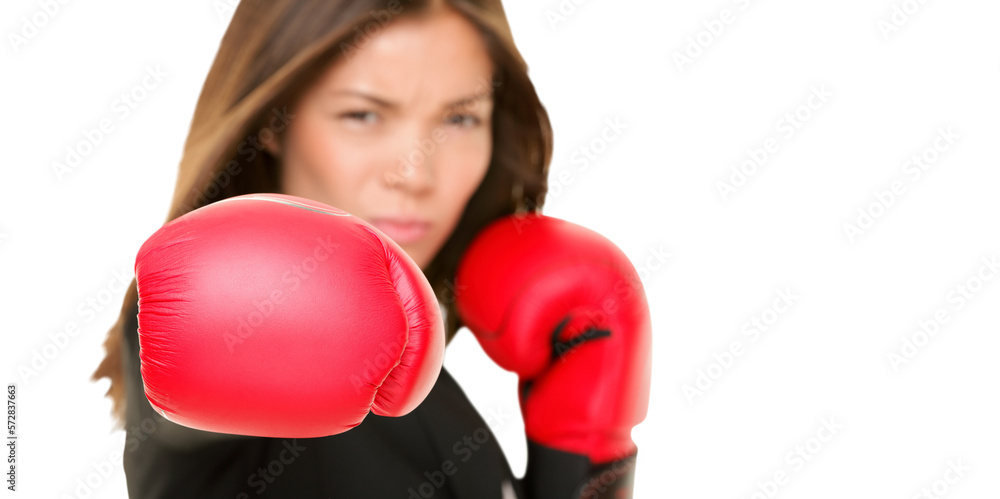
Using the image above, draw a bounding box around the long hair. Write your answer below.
[91,0,552,430]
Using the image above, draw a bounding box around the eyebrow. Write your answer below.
[326,89,493,111]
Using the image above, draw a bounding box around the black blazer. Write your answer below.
[120,298,525,498]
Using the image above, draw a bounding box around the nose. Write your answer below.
[385,131,437,195]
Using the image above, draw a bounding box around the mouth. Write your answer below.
[368,217,431,244]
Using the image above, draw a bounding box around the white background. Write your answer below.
[3,0,999,498]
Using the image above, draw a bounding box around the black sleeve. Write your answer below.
[520,441,638,499]
[121,298,255,453]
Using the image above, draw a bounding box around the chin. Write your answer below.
[399,245,428,269]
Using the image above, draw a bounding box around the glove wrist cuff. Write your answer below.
[522,440,638,499]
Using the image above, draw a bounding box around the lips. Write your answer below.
[368,217,431,244]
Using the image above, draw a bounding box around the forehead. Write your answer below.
[316,10,494,106]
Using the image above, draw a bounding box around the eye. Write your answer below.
[339,110,378,125]
[445,114,481,128]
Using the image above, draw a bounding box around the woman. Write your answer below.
[91,0,636,497]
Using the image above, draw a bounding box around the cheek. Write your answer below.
[436,137,492,227]
[436,133,492,212]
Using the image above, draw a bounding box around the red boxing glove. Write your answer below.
[135,193,444,438]
[455,214,652,497]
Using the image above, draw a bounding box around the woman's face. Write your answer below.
[265,9,495,269]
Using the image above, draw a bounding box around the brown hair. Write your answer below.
[91,0,552,429]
